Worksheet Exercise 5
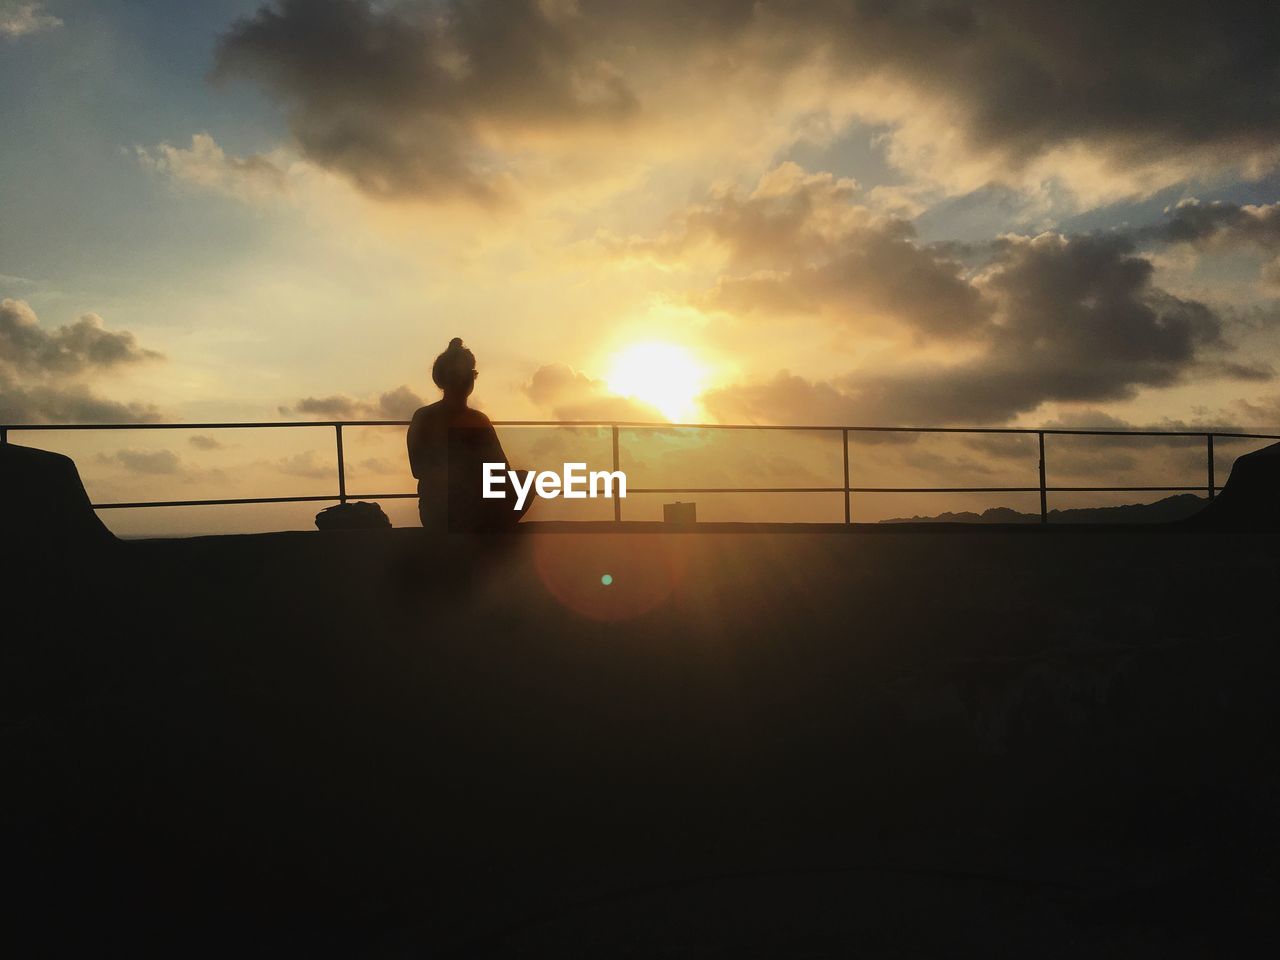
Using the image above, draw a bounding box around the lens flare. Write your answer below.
[532,536,687,621]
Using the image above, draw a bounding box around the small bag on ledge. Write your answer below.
[315,501,392,531]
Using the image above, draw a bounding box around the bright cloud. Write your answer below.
[0,2,61,39]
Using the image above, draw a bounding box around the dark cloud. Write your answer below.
[708,232,1262,425]
[522,362,663,421]
[701,231,989,338]
[0,372,163,424]
[975,233,1222,387]
[0,300,164,424]
[1134,199,1280,283]
[214,0,637,200]
[615,164,990,338]
[653,0,1280,173]
[820,1,1280,171]
[281,384,424,420]
[613,165,870,270]
[189,434,224,450]
[1137,199,1280,248]
[216,1,1280,197]
[1,298,161,375]
[634,167,1263,425]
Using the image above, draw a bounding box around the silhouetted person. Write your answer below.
[407,338,533,532]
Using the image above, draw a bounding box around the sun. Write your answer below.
[606,341,706,422]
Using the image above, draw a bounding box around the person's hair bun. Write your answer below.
[433,337,476,390]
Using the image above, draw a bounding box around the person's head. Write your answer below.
[432,337,478,400]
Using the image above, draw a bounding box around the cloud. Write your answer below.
[705,231,1263,425]
[1138,199,1280,248]
[626,166,1263,425]
[1229,394,1280,427]
[0,299,164,424]
[213,0,637,201]
[134,133,289,203]
[610,164,873,270]
[1135,199,1280,284]
[1,298,162,375]
[189,434,224,450]
[279,384,424,420]
[1,2,61,39]
[612,163,990,338]
[522,362,662,420]
[0,372,162,424]
[742,1,1280,191]
[105,449,184,475]
[808,0,1280,191]
[702,371,862,428]
[211,1,1280,204]
[274,449,333,480]
[699,234,987,339]
[357,456,402,475]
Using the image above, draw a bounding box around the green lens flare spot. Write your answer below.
[600,573,613,586]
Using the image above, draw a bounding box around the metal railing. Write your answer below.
[2,420,1278,524]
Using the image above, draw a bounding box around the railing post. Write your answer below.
[611,424,621,522]
[842,428,850,524]
[334,423,347,505]
[1206,433,1215,499]
[0,426,7,444]
[1038,431,1047,524]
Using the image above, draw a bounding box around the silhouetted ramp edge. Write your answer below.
[0,442,114,548]
[1186,439,1280,529]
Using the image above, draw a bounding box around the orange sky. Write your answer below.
[4,1,1280,531]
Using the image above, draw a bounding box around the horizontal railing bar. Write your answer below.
[94,492,420,509]
[850,486,1067,493]
[93,494,343,509]
[602,425,1280,439]
[1044,485,1212,493]
[351,486,1219,495]
[853,485,1212,493]
[634,485,1215,494]
[630,486,845,494]
[3,420,1278,440]
[4,421,373,431]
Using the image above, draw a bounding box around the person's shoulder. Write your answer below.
[410,401,443,423]
[458,407,493,427]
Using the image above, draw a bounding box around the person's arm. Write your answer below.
[481,418,512,469]
[406,409,426,479]
[483,424,509,471]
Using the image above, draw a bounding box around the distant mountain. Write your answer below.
[880,493,1207,524]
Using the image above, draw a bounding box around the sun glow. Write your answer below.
[606,341,706,422]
